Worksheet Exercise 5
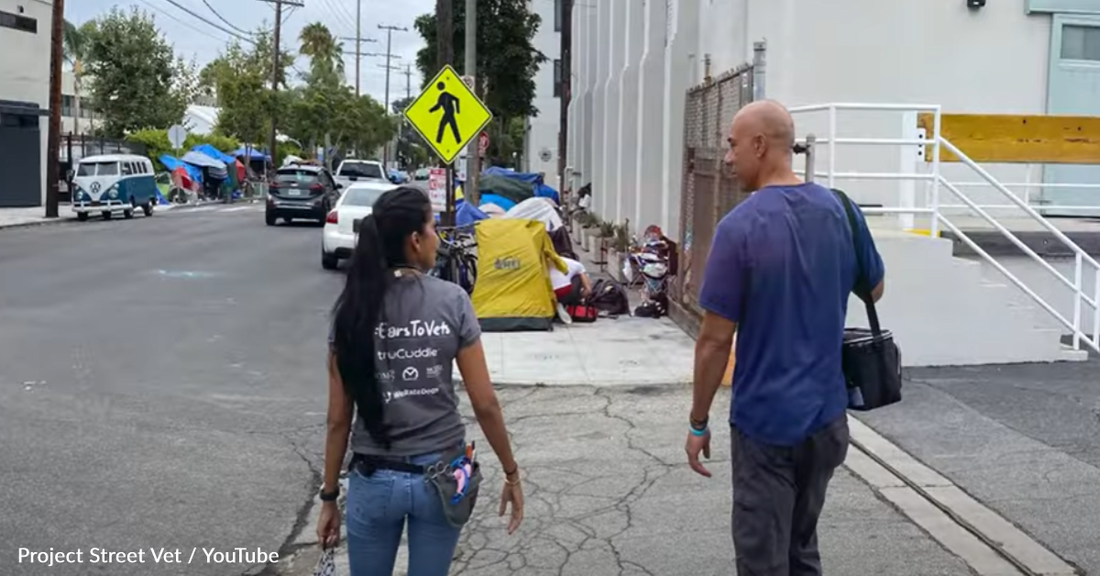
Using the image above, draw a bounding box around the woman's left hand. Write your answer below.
[316,501,342,548]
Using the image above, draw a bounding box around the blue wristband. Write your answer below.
[690,425,708,437]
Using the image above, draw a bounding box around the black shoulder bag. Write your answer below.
[833,189,903,411]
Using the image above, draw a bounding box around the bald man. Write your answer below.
[684,100,885,576]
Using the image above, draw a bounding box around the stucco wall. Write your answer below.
[0,0,51,205]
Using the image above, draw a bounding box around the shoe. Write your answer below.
[556,302,573,325]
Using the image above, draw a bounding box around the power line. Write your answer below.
[137,0,231,43]
[158,0,253,43]
[199,0,253,36]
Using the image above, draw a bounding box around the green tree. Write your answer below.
[82,8,188,137]
[298,22,344,84]
[413,0,546,161]
[125,128,240,171]
[63,19,97,135]
[201,28,291,149]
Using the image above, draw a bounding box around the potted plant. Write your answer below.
[592,220,614,255]
[608,224,632,282]
[578,212,598,251]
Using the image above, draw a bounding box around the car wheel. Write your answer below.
[142,200,154,216]
[322,251,339,270]
[265,212,277,226]
[77,212,89,222]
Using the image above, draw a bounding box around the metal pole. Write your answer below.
[804,134,817,184]
[751,40,766,101]
[464,0,480,206]
[45,0,65,218]
[354,0,361,96]
[268,0,283,169]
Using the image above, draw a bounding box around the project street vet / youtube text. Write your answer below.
[18,546,280,568]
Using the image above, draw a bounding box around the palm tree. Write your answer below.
[298,22,344,82]
[62,19,92,135]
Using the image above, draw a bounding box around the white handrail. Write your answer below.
[939,138,1100,273]
[789,102,1100,353]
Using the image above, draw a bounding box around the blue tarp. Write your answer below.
[159,154,204,183]
[481,166,560,204]
[233,146,271,162]
[191,144,236,165]
[483,166,541,184]
[456,202,490,227]
[478,193,516,212]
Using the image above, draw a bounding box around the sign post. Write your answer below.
[403,64,494,225]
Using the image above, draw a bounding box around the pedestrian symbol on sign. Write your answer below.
[403,64,494,165]
[431,82,462,145]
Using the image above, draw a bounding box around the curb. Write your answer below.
[0,203,192,231]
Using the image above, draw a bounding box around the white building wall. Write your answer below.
[1,0,51,205]
[614,0,643,227]
[707,0,1054,214]
[634,0,667,235]
[568,0,1067,239]
[525,0,561,178]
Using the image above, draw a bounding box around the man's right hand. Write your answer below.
[685,428,713,478]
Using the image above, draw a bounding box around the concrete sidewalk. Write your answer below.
[0,203,188,230]
[279,386,973,576]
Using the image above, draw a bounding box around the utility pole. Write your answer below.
[463,0,480,206]
[437,0,455,225]
[339,0,378,98]
[378,24,408,169]
[45,0,65,218]
[558,0,573,197]
[259,0,304,165]
[405,65,412,100]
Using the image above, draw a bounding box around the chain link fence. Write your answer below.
[672,62,756,318]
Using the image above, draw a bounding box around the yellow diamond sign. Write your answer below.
[404,65,493,165]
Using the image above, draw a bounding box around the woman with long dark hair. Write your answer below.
[316,186,523,575]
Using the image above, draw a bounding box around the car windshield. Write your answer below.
[275,169,320,185]
[341,187,388,207]
[77,162,118,177]
[339,162,384,179]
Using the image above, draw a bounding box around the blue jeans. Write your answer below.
[345,450,462,576]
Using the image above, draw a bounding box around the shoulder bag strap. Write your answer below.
[832,189,883,339]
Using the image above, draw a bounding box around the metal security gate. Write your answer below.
[673,61,756,316]
[0,100,45,208]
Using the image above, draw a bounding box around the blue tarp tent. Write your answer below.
[478,193,516,211]
[232,146,271,162]
[456,202,490,227]
[181,151,229,180]
[481,166,560,204]
[191,144,236,165]
[159,154,204,183]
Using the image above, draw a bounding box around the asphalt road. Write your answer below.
[0,205,337,576]
[859,357,1100,574]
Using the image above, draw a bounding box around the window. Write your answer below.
[554,0,562,32]
[275,169,321,185]
[0,10,37,34]
[553,59,563,98]
[121,163,133,176]
[341,186,388,207]
[1061,24,1100,61]
[338,161,384,180]
[96,163,118,176]
[61,95,74,117]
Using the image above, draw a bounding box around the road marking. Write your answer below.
[846,416,1076,576]
[219,206,252,213]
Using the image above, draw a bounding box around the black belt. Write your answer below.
[349,453,426,476]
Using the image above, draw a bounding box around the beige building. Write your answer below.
[0,0,50,207]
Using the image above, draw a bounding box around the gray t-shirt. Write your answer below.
[332,272,481,457]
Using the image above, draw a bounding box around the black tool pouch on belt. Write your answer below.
[833,189,903,411]
[424,444,483,528]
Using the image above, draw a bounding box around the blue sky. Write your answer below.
[66,0,436,107]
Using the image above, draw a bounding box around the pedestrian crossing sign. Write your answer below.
[404,64,494,165]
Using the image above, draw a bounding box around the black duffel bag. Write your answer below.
[833,189,903,411]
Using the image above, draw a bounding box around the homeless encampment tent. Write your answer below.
[470,218,566,331]
[505,197,563,230]
[482,166,560,204]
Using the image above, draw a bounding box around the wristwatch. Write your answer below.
[319,486,340,502]
[689,415,709,431]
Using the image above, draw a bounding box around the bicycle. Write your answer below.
[432,227,478,294]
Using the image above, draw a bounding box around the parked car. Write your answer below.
[266,164,342,226]
[334,159,388,188]
[414,168,430,181]
[321,180,396,269]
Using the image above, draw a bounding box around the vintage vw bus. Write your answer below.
[71,154,158,221]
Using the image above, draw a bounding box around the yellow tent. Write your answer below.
[471,218,566,331]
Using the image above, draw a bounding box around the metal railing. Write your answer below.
[789,103,1100,353]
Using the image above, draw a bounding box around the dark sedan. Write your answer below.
[266,164,343,225]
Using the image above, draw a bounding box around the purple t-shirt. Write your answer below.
[699,183,884,446]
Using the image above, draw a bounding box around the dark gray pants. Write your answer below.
[730,416,849,576]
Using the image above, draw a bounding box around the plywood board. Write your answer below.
[917,113,1100,164]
